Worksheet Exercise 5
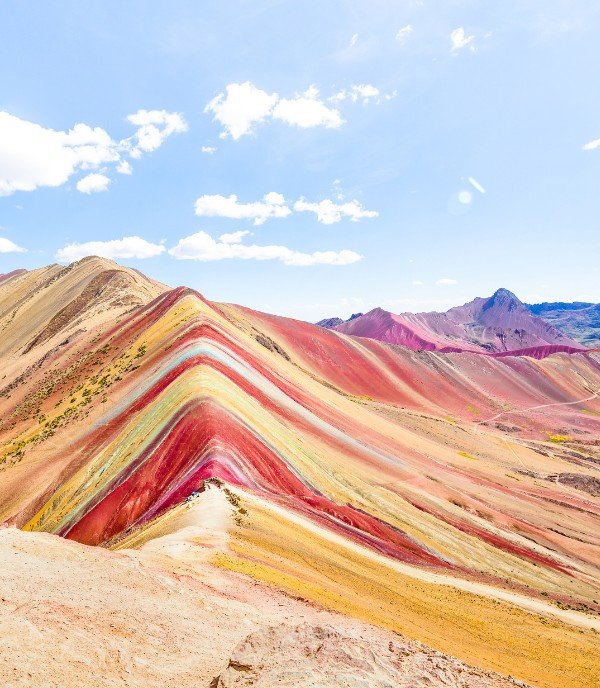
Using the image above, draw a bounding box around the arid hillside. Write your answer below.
[0,258,598,688]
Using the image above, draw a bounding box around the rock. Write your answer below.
[215,623,530,688]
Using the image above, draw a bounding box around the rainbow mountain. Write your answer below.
[0,257,599,688]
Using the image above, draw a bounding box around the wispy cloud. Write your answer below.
[582,137,600,151]
[330,84,390,105]
[0,236,26,253]
[294,198,378,224]
[125,110,187,158]
[193,191,378,226]
[450,27,475,53]
[194,192,291,225]
[468,176,486,194]
[219,230,252,244]
[205,81,393,139]
[116,160,132,175]
[395,24,413,44]
[55,236,165,262]
[436,278,458,285]
[168,231,361,266]
[349,84,379,104]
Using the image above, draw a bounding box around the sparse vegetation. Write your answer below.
[0,334,155,471]
[548,434,571,443]
[458,451,477,460]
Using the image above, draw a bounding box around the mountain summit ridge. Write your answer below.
[321,288,594,353]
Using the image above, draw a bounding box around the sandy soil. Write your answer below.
[0,525,530,688]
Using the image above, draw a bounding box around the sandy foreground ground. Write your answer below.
[0,525,530,688]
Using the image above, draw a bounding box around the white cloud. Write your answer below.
[194,191,291,225]
[64,123,120,168]
[450,27,475,53]
[76,173,110,194]
[205,82,278,140]
[329,90,347,104]
[332,178,344,200]
[395,24,413,44]
[205,82,345,138]
[349,33,359,47]
[468,176,486,194]
[294,198,378,224]
[55,236,166,262]
[0,237,26,253]
[330,84,384,105]
[204,81,397,139]
[458,190,472,205]
[436,278,458,285]
[273,86,343,129]
[0,112,118,196]
[582,137,600,151]
[411,280,423,286]
[116,160,132,175]
[125,109,187,158]
[168,230,361,266]
[219,230,252,244]
[192,191,377,226]
[201,145,216,154]
[349,84,380,104]
[0,109,186,196]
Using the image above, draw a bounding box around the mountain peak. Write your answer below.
[483,288,524,313]
[316,317,343,328]
[490,288,522,303]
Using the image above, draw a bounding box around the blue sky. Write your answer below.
[1,0,599,320]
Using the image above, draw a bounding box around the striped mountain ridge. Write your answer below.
[0,258,599,688]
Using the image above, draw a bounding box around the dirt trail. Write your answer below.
[479,390,599,425]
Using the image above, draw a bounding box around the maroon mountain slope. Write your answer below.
[333,289,584,354]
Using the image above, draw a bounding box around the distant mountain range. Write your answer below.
[316,312,363,329]
[528,301,600,347]
[317,288,599,353]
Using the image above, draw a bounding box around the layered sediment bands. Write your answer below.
[14,289,598,586]
[209,487,600,688]
[0,256,167,358]
[0,524,542,688]
[0,261,599,688]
